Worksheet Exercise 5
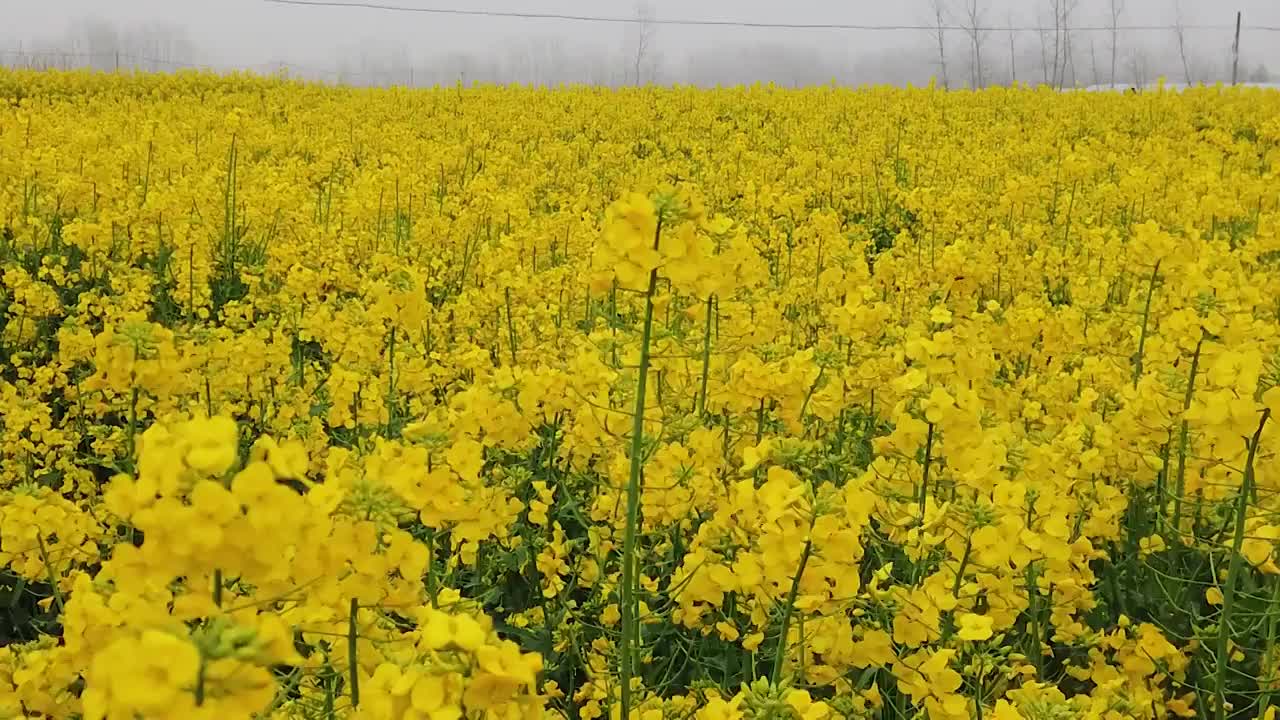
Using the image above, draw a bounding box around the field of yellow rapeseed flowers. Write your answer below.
[1,69,1279,720]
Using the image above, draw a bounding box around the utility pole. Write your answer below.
[1231,11,1242,86]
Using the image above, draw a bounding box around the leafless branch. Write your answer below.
[1174,0,1193,85]
[927,0,951,89]
[629,0,657,86]
[1109,0,1124,86]
[960,0,987,88]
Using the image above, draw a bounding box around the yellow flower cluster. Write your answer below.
[1,68,1279,720]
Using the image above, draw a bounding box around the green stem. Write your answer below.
[348,598,360,708]
[619,219,663,720]
[755,399,766,445]
[7,577,25,610]
[697,294,714,417]
[126,385,140,464]
[141,139,154,206]
[386,326,398,437]
[505,286,518,365]
[1215,409,1270,720]
[1154,441,1171,535]
[772,538,814,685]
[323,669,334,717]
[1257,579,1280,715]
[34,532,64,614]
[918,422,936,522]
[1025,564,1043,675]
[195,655,206,706]
[798,366,827,427]
[1132,260,1161,388]
[188,244,195,322]
[1171,335,1204,538]
[952,536,973,597]
[425,530,437,606]
[971,665,984,720]
[262,667,303,716]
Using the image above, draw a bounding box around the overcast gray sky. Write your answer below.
[3,0,1278,84]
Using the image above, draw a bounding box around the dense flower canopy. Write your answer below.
[1,69,1279,720]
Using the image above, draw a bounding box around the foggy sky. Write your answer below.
[4,0,1278,85]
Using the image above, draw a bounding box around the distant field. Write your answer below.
[1,70,1279,720]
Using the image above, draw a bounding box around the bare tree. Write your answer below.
[627,1,657,86]
[1088,39,1099,86]
[1063,20,1076,87]
[926,0,950,89]
[1174,1,1193,85]
[1037,6,1052,85]
[1049,0,1061,87]
[960,0,987,88]
[1008,14,1018,85]
[1108,0,1124,86]
[69,18,120,70]
[1042,0,1064,87]
[1043,0,1081,88]
[1127,48,1149,89]
[1061,0,1079,88]
[45,19,197,72]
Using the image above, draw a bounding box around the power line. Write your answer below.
[263,0,1280,33]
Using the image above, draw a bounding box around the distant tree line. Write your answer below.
[1,8,1272,89]
[4,18,197,72]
